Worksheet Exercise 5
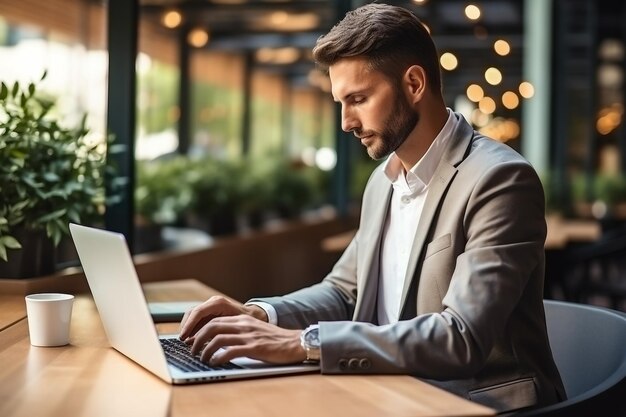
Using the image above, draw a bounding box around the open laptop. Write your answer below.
[69,223,319,384]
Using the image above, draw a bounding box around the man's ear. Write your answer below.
[403,65,427,104]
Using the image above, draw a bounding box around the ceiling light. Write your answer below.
[485,67,502,85]
[466,84,484,102]
[161,10,182,29]
[502,91,519,109]
[519,81,535,98]
[478,96,496,114]
[188,28,210,48]
[465,4,481,21]
[270,11,289,25]
[254,12,319,31]
[255,47,300,64]
[440,52,458,71]
[494,40,511,56]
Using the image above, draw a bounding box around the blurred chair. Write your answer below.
[515,300,626,416]
[561,225,626,310]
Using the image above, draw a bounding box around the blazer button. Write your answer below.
[348,358,359,370]
[359,358,371,370]
[338,359,348,370]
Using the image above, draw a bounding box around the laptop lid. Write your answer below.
[69,223,319,384]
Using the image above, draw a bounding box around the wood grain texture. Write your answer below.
[0,280,494,417]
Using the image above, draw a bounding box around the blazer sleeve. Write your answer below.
[247,230,360,329]
[318,159,547,379]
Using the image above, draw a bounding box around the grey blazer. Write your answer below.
[251,113,565,413]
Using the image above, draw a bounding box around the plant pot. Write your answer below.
[0,229,56,279]
[208,211,238,237]
[134,224,165,254]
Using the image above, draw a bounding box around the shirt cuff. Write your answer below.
[245,301,278,325]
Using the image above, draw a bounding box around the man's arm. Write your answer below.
[315,160,546,378]
[247,231,361,329]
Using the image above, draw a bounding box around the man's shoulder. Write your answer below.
[465,134,531,168]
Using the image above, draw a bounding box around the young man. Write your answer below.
[179,3,565,413]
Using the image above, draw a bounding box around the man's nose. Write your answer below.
[341,107,359,133]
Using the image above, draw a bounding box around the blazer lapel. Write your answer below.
[399,114,475,313]
[353,170,392,322]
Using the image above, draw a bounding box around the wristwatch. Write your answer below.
[300,324,321,362]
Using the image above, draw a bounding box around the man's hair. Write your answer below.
[312,3,441,92]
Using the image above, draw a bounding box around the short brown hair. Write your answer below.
[313,3,441,92]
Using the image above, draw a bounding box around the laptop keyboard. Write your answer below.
[160,338,244,373]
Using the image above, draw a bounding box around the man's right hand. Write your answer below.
[178,295,268,341]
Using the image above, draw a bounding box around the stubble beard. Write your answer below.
[360,93,419,161]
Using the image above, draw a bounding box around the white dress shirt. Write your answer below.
[377,109,456,324]
[249,109,459,327]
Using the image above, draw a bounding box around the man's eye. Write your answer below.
[353,96,365,104]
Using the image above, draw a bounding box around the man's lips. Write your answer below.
[358,134,374,145]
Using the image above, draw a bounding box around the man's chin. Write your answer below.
[366,146,389,161]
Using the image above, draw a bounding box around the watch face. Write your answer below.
[304,327,320,348]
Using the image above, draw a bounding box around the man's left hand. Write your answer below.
[183,314,307,365]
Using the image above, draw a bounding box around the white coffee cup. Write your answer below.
[25,293,75,347]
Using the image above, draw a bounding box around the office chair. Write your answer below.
[516,300,626,416]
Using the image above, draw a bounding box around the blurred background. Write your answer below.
[1,0,625,308]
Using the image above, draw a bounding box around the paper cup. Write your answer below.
[25,293,75,347]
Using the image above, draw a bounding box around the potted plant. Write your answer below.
[187,157,242,236]
[0,73,118,278]
[264,159,316,219]
[135,156,194,252]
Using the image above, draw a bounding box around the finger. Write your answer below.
[190,319,245,355]
[199,334,247,364]
[180,297,244,340]
[178,308,194,337]
[208,344,255,365]
[179,300,219,340]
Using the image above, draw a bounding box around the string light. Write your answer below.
[440,52,458,71]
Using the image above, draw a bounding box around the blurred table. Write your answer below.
[545,215,601,250]
[0,279,495,417]
[322,215,601,253]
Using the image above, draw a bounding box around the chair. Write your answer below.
[516,300,626,416]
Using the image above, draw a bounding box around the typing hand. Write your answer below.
[178,295,267,341]
[185,314,306,365]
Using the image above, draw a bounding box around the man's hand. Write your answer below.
[185,314,307,365]
[178,295,267,341]
[178,296,306,365]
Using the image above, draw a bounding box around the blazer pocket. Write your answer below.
[424,234,451,259]
[468,377,538,413]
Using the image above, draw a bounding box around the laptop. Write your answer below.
[69,223,320,384]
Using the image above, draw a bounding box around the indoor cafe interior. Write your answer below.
[0,1,625,416]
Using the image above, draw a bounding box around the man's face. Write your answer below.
[329,57,419,160]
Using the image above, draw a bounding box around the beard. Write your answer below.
[355,90,419,160]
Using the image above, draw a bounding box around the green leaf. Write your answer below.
[11,81,19,98]
[28,82,35,97]
[0,82,7,100]
[40,70,48,81]
[36,209,67,223]
[43,172,61,182]
[0,236,21,249]
[0,245,7,262]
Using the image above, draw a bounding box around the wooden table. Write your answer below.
[0,279,494,417]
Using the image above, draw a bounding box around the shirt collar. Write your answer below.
[383,108,457,194]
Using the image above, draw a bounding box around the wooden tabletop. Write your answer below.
[0,279,494,417]
[0,294,26,331]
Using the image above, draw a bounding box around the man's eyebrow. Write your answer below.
[335,89,366,103]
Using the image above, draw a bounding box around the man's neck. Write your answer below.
[396,104,449,172]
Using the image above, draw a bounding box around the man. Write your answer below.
[179,3,565,413]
